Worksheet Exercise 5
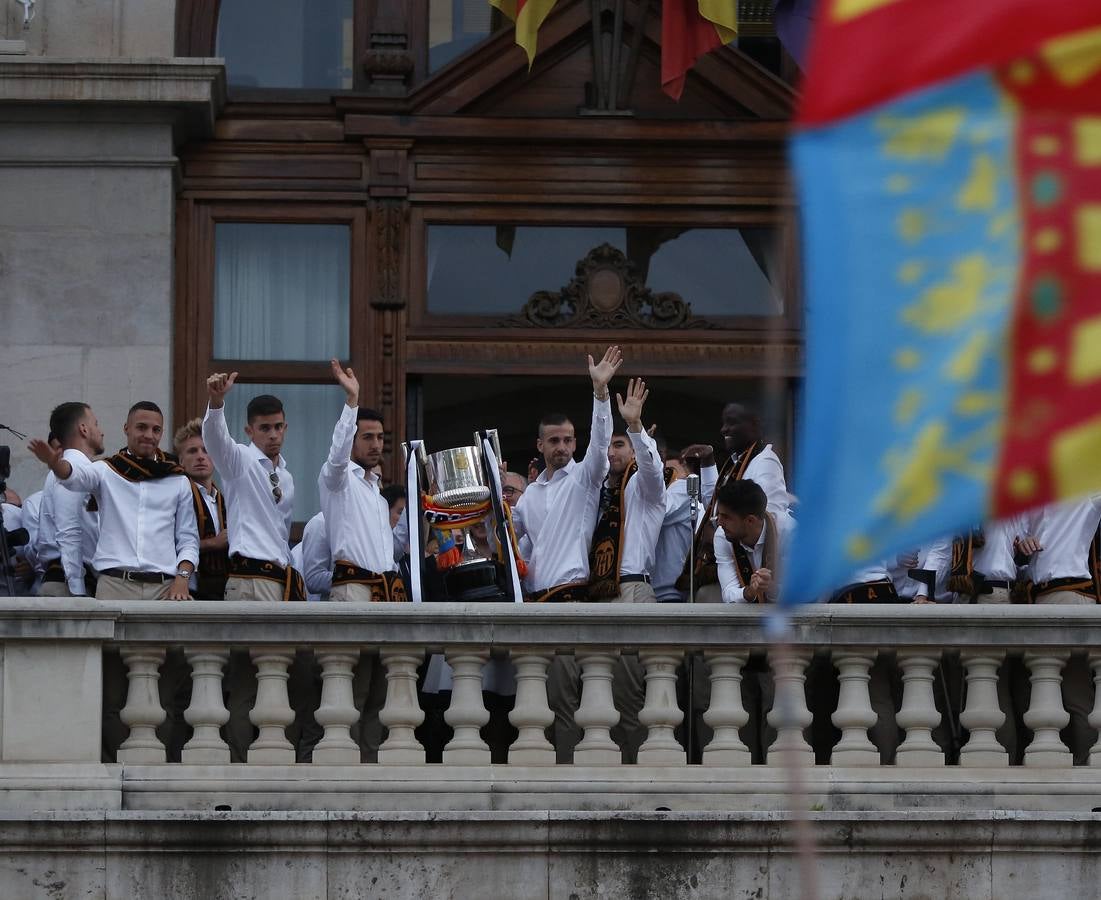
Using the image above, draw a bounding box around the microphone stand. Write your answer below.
[685,473,700,762]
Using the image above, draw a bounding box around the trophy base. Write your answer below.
[441,559,508,602]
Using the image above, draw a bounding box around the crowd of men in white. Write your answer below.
[4,345,1101,763]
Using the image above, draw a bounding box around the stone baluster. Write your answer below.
[181,648,230,764]
[831,652,879,766]
[959,653,1008,767]
[248,649,296,764]
[1089,653,1101,768]
[574,652,621,765]
[312,649,362,764]
[443,651,491,764]
[701,652,750,766]
[117,648,167,764]
[765,649,813,764]
[378,648,425,764]
[508,652,556,765]
[637,651,685,766]
[895,653,944,766]
[1023,652,1072,768]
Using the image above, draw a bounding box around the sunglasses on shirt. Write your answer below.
[269,470,282,504]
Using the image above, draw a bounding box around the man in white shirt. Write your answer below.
[689,402,795,603]
[652,441,718,603]
[203,373,302,601]
[510,345,621,760]
[174,419,229,600]
[1019,496,1101,763]
[713,480,795,606]
[36,404,103,598]
[29,401,198,600]
[320,359,405,603]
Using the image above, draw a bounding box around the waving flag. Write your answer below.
[785,1,1101,602]
[661,0,738,100]
[492,0,560,68]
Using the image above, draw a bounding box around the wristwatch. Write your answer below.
[176,567,192,579]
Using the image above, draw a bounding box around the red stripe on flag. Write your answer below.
[799,1,1101,126]
[662,0,724,101]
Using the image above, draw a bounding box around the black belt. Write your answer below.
[99,568,173,584]
[620,574,651,585]
[982,579,1012,591]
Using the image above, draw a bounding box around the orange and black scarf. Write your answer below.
[677,441,764,591]
[228,555,306,601]
[730,513,778,603]
[588,461,637,600]
[947,528,986,595]
[331,560,408,602]
[102,448,185,482]
[191,481,228,600]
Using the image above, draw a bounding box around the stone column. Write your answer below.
[959,653,1008,767]
[1023,652,1072,768]
[312,649,362,765]
[248,649,296,764]
[378,648,425,764]
[117,648,167,764]
[1089,653,1101,768]
[443,651,490,764]
[181,647,230,765]
[508,652,556,765]
[574,652,621,765]
[831,652,879,766]
[895,653,944,766]
[637,651,684,766]
[765,649,813,765]
[701,652,750,766]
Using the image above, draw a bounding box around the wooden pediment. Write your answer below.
[409,0,794,120]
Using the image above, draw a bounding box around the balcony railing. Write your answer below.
[2,600,1101,812]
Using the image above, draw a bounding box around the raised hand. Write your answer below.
[587,345,623,398]
[28,438,62,470]
[331,358,360,406]
[206,372,238,409]
[615,377,649,432]
[680,443,716,469]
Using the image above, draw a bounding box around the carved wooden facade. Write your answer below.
[172,0,800,482]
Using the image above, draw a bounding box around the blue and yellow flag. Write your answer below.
[785,2,1101,602]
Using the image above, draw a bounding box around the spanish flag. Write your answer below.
[492,0,560,68]
[661,0,738,100]
[785,1,1101,603]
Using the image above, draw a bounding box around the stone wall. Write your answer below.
[2,0,175,58]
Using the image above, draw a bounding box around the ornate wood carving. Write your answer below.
[503,243,715,330]
[371,199,408,310]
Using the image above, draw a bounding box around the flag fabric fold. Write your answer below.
[786,2,1101,604]
[492,0,560,68]
[661,0,738,100]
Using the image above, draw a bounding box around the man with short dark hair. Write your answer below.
[203,373,302,601]
[36,404,103,598]
[713,479,794,605]
[29,401,198,601]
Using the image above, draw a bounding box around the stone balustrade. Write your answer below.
[4,599,1101,812]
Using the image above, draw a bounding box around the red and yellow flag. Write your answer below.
[492,0,560,68]
[661,0,738,100]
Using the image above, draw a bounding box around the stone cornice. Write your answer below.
[0,57,226,140]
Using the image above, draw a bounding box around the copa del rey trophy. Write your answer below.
[402,429,525,603]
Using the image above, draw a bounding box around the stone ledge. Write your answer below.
[0,58,225,140]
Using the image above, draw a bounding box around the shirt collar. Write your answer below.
[248,442,286,470]
[742,520,768,554]
[536,458,575,485]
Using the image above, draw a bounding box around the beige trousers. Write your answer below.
[38,581,74,598]
[224,575,284,602]
[330,582,374,602]
[96,574,172,601]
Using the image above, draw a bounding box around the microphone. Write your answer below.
[686,474,700,502]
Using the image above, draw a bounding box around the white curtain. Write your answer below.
[214,222,350,361]
[223,383,346,522]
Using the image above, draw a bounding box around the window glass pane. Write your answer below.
[428,0,501,71]
[217,0,354,89]
[426,225,782,318]
[222,383,346,521]
[214,223,350,361]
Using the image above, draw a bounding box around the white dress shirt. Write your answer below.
[512,395,611,592]
[971,517,1024,583]
[743,444,795,516]
[19,489,44,576]
[715,509,794,604]
[618,430,668,578]
[37,467,100,595]
[58,449,198,576]
[652,464,718,602]
[908,538,955,602]
[203,405,294,567]
[319,404,396,575]
[299,511,332,599]
[1026,496,1101,584]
